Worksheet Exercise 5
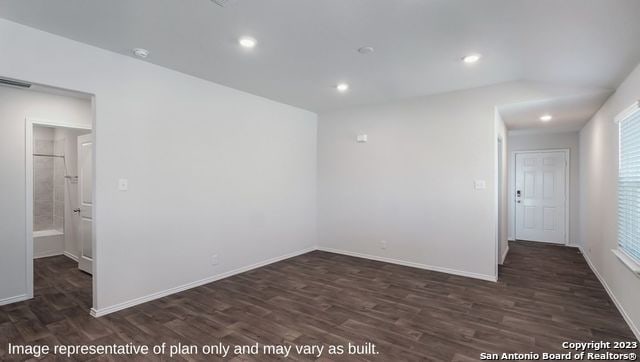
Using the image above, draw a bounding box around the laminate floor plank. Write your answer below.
[1,241,637,361]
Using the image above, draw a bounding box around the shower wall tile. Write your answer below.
[34,215,52,232]
[34,221,46,232]
[54,139,64,154]
[34,173,51,186]
[34,140,56,231]
[33,136,67,232]
[54,202,63,217]
[34,199,52,215]
[34,139,53,154]
[54,189,64,205]
[35,181,53,199]
[53,138,65,232]
[53,216,64,232]
[34,157,53,170]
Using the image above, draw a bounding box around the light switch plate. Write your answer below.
[474,180,486,190]
[118,178,129,191]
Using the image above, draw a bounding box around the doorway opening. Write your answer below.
[512,149,569,245]
[16,81,96,315]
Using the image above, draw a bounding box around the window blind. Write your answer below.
[618,103,640,263]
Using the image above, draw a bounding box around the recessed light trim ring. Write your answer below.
[540,114,553,122]
[239,36,257,48]
[132,48,149,58]
[462,54,481,63]
[336,83,349,92]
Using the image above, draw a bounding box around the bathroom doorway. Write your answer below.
[28,120,93,310]
[5,81,98,314]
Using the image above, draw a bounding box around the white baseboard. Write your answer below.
[579,246,640,341]
[0,294,30,306]
[64,251,79,262]
[500,245,509,265]
[316,247,497,282]
[90,246,316,318]
[33,251,64,259]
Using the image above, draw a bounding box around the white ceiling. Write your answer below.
[1,0,640,113]
[499,88,613,133]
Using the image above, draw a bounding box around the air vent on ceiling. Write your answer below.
[0,78,31,88]
[211,0,235,7]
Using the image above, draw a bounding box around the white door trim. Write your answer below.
[25,117,92,299]
[495,136,504,273]
[510,148,570,245]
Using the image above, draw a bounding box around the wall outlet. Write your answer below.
[211,254,219,266]
[380,240,387,250]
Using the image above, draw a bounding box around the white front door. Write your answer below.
[515,151,566,244]
[77,134,93,274]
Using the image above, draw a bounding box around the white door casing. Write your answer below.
[515,151,567,244]
[77,134,93,274]
[25,118,92,301]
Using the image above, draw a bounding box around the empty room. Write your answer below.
[0,1,639,361]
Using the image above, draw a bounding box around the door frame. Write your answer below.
[495,136,504,273]
[25,117,92,299]
[510,149,570,245]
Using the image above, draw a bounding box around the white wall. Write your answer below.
[317,81,592,281]
[507,131,580,245]
[580,63,640,338]
[0,86,92,304]
[0,19,318,312]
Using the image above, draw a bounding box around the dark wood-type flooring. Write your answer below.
[1,241,637,361]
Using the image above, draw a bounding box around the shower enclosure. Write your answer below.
[32,128,76,258]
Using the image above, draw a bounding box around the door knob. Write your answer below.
[73,208,81,214]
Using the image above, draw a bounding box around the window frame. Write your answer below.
[615,100,640,276]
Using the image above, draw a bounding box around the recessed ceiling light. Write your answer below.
[540,114,553,122]
[238,36,257,49]
[336,83,349,93]
[358,46,375,54]
[211,0,235,6]
[462,54,481,64]
[132,48,149,58]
